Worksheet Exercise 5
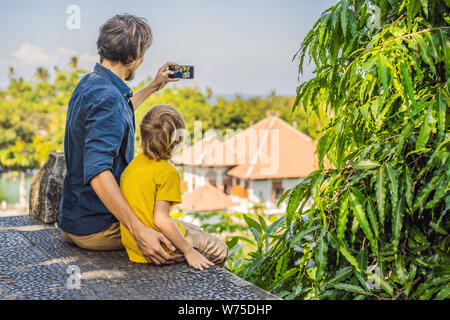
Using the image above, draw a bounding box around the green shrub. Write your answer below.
[233,0,449,300]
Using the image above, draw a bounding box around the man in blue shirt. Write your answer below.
[59,14,180,265]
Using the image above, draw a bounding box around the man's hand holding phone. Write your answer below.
[150,62,180,92]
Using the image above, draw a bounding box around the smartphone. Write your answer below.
[168,65,194,79]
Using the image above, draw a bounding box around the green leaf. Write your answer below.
[351,215,359,246]
[377,55,389,94]
[340,0,349,36]
[352,159,380,169]
[409,226,430,247]
[370,273,394,297]
[340,244,361,272]
[277,188,292,206]
[439,30,449,77]
[434,287,450,300]
[315,236,328,283]
[392,196,405,253]
[337,195,349,243]
[258,215,267,232]
[394,256,409,285]
[407,0,420,30]
[413,175,444,212]
[366,201,380,239]
[437,89,446,140]
[396,122,414,157]
[399,60,416,107]
[291,225,321,247]
[332,283,365,294]
[404,166,414,211]
[326,266,352,286]
[329,234,361,272]
[385,164,399,214]
[416,107,431,150]
[376,168,386,231]
[412,275,450,299]
[417,35,437,75]
[286,184,305,226]
[425,178,449,209]
[243,215,262,233]
[267,216,286,236]
[419,0,428,18]
[250,227,261,244]
[350,189,378,253]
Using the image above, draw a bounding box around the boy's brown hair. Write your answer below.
[140,105,185,160]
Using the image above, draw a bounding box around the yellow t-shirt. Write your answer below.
[119,153,185,263]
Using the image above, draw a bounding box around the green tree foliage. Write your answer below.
[0,61,323,169]
[232,0,449,300]
[0,60,85,169]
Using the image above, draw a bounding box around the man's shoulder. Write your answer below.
[82,72,123,101]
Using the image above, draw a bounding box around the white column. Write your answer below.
[187,171,193,193]
[216,168,223,191]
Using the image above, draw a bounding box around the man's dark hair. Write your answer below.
[97,14,152,65]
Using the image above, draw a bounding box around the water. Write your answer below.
[0,173,32,204]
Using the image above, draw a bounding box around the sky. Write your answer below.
[0,0,337,96]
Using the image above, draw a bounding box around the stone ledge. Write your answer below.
[0,212,280,300]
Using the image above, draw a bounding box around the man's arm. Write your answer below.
[131,62,180,110]
[90,170,176,265]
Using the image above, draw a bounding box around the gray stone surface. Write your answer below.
[0,212,280,300]
[29,152,66,224]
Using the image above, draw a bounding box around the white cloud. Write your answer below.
[8,43,97,69]
[13,43,59,66]
[0,43,99,86]
[78,53,99,69]
[55,47,77,56]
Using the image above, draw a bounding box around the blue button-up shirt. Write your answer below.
[59,63,135,236]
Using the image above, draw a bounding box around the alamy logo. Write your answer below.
[66,265,81,289]
[66,5,81,30]
[366,265,381,290]
[366,4,381,31]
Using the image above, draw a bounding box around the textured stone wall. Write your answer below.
[29,152,66,224]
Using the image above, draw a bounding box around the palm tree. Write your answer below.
[35,67,49,82]
[206,87,213,100]
[8,66,14,79]
[69,56,78,69]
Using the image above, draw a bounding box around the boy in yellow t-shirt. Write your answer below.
[120,105,228,270]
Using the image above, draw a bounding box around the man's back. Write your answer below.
[59,63,135,236]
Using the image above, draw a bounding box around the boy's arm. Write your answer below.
[153,169,214,270]
[153,200,192,254]
[153,200,214,270]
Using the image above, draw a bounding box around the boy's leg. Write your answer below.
[174,219,228,267]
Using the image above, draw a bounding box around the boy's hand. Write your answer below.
[184,248,214,271]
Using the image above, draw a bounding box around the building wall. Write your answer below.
[248,178,302,203]
[183,165,231,192]
[248,179,272,203]
[281,177,303,191]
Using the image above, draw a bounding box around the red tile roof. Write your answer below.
[173,133,235,166]
[174,116,318,179]
[227,116,318,179]
[177,183,237,212]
